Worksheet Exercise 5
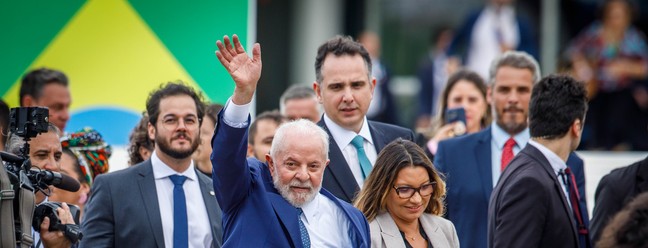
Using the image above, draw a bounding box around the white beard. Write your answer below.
[272,168,321,207]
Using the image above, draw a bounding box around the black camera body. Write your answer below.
[1,107,82,245]
[32,202,83,243]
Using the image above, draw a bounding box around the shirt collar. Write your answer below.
[323,114,374,148]
[491,122,530,149]
[151,150,197,181]
[299,193,322,224]
[527,140,567,175]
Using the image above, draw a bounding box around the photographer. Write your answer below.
[5,122,76,248]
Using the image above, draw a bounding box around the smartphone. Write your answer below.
[445,107,466,125]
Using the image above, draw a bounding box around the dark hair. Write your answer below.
[354,138,446,221]
[19,68,69,104]
[204,103,223,124]
[62,148,85,183]
[435,69,491,129]
[529,75,588,139]
[248,110,287,145]
[128,113,154,165]
[146,81,205,127]
[314,35,372,83]
[597,192,648,248]
[0,99,9,146]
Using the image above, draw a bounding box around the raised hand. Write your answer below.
[215,34,262,105]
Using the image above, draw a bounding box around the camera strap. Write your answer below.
[0,164,16,247]
[18,187,35,248]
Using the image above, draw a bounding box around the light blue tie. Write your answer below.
[351,135,373,179]
[169,175,188,248]
[297,208,311,248]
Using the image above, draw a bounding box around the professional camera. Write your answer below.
[0,107,82,246]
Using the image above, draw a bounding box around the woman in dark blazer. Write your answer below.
[355,139,459,248]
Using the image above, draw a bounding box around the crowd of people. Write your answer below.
[1,0,647,247]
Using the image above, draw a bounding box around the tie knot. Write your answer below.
[351,135,364,149]
[564,167,572,175]
[504,137,516,148]
[169,175,187,186]
[297,208,304,215]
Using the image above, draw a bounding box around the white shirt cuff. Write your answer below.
[222,98,250,128]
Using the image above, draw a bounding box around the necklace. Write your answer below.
[406,235,416,241]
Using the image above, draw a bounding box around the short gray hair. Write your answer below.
[269,119,329,160]
[279,84,320,115]
[488,51,541,85]
[5,122,61,155]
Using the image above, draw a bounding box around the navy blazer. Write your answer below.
[434,127,588,248]
[447,8,539,62]
[488,144,580,248]
[80,160,223,248]
[211,113,371,248]
[317,118,415,203]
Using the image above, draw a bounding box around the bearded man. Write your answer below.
[211,34,370,247]
[81,82,223,248]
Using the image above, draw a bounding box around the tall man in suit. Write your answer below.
[81,82,223,248]
[313,36,415,203]
[212,34,370,247]
[488,75,589,247]
[434,51,588,248]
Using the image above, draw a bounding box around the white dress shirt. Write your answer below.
[300,193,353,247]
[152,151,213,248]
[323,114,378,188]
[467,5,519,80]
[527,140,571,209]
[490,123,529,185]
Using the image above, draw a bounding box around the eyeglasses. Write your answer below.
[159,116,200,130]
[392,182,436,199]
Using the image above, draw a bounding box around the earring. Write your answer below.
[78,192,88,205]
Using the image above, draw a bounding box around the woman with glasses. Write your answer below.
[355,138,458,248]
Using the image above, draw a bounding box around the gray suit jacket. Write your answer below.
[370,212,459,248]
[80,160,223,248]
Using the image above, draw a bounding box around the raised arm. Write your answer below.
[211,34,263,212]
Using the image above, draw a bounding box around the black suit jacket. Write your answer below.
[317,118,415,203]
[590,156,648,243]
[488,144,579,248]
[80,160,223,247]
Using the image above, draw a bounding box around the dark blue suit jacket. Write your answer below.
[447,8,539,62]
[317,118,415,203]
[80,160,223,248]
[212,113,371,248]
[434,127,588,248]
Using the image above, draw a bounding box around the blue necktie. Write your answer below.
[297,208,310,248]
[351,135,372,179]
[169,175,188,248]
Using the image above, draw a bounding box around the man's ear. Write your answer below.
[486,86,493,105]
[21,95,35,107]
[572,119,583,138]
[266,155,275,177]
[247,144,254,158]
[147,122,156,141]
[313,81,323,104]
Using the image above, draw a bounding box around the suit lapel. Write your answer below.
[268,193,301,248]
[524,146,579,241]
[136,161,165,248]
[474,128,494,201]
[375,212,406,248]
[317,120,359,201]
[197,170,221,247]
[420,215,452,248]
[368,121,387,151]
[321,190,368,248]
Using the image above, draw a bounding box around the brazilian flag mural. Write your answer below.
[0,0,251,146]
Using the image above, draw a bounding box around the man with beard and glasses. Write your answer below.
[211,34,370,247]
[433,51,589,248]
[81,82,223,248]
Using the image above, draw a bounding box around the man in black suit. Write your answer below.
[488,75,589,248]
[81,83,222,247]
[590,155,648,243]
[312,36,415,203]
